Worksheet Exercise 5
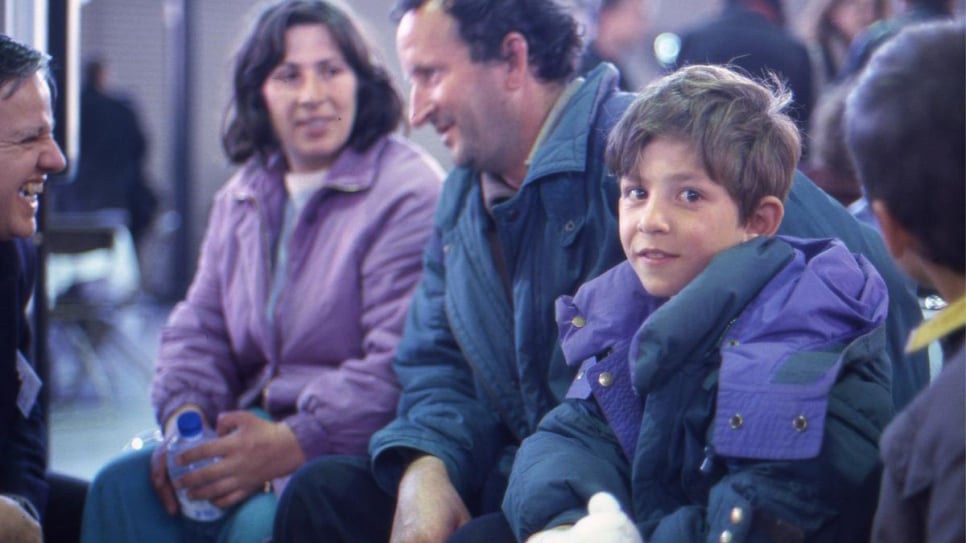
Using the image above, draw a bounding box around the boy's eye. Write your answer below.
[621,185,647,201]
[680,189,702,203]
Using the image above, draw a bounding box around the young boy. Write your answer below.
[844,20,964,543]
[502,64,894,543]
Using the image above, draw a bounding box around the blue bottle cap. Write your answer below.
[176,411,204,438]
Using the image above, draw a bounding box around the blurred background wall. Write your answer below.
[14,0,961,302]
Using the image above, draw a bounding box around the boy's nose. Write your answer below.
[638,200,670,233]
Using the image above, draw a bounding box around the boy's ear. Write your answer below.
[871,199,914,260]
[501,32,529,89]
[744,195,783,239]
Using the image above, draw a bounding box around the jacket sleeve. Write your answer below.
[503,399,632,541]
[152,191,240,428]
[644,353,893,543]
[282,174,440,458]
[0,402,48,517]
[368,222,510,499]
[0,240,48,516]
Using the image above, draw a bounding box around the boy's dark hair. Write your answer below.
[223,0,403,165]
[391,0,581,83]
[0,34,53,99]
[606,64,801,221]
[845,20,965,273]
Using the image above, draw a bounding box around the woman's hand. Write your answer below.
[151,404,205,515]
[149,440,180,515]
[169,410,306,509]
[390,455,471,543]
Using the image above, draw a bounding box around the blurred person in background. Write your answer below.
[54,58,157,246]
[801,79,864,207]
[79,1,442,541]
[672,0,814,144]
[841,0,955,77]
[576,0,651,91]
[796,0,886,91]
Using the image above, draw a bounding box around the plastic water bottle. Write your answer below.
[166,411,224,521]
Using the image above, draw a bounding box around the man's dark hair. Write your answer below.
[391,0,582,83]
[845,20,965,273]
[0,34,53,99]
[223,0,403,164]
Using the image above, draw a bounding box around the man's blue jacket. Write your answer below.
[368,63,926,513]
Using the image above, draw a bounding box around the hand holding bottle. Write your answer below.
[166,411,224,521]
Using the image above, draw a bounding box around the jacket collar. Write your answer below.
[525,63,621,184]
[234,136,390,201]
[557,261,665,366]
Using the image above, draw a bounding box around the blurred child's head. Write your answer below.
[606,64,800,296]
[845,20,964,296]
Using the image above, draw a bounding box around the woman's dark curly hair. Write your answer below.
[391,0,581,83]
[223,0,403,165]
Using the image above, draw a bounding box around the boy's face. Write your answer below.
[619,136,757,297]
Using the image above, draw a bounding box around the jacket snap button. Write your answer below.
[597,372,613,387]
[730,507,744,525]
[793,415,808,432]
[563,220,576,232]
[571,316,586,328]
[727,339,740,347]
[729,414,743,429]
[719,530,733,543]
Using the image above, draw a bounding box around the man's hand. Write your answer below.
[390,455,471,543]
[527,492,642,543]
[170,410,306,509]
[0,495,41,543]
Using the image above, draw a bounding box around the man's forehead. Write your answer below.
[398,1,460,44]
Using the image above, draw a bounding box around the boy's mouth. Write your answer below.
[640,249,674,260]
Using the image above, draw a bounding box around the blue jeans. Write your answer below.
[80,444,276,543]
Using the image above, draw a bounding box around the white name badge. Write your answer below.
[16,351,41,418]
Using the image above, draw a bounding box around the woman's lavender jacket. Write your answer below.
[151,135,442,467]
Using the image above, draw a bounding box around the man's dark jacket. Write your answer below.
[0,239,48,514]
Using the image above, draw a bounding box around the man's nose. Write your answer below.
[41,140,67,175]
[409,85,432,127]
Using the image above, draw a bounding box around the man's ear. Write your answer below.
[744,195,783,239]
[501,32,529,90]
[871,199,914,260]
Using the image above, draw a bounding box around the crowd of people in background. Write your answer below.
[0,0,962,542]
